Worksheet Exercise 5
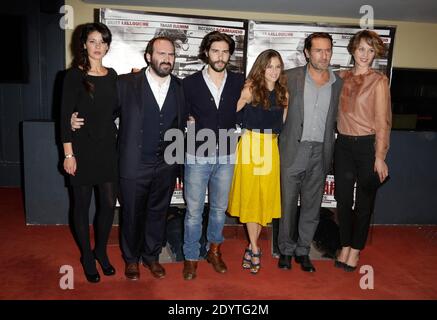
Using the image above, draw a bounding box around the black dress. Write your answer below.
[60,67,118,186]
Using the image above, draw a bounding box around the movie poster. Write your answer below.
[246,21,396,78]
[100,8,246,77]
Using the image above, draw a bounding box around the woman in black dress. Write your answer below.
[60,23,118,283]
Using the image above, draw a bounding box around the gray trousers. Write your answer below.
[278,142,325,256]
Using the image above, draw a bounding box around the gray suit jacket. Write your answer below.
[279,65,343,175]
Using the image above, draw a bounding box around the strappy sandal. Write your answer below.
[242,247,252,269]
[250,250,262,274]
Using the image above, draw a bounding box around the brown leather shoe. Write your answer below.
[183,260,198,280]
[125,262,140,280]
[206,243,227,273]
[143,261,166,279]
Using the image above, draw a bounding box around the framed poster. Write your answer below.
[246,21,396,79]
[99,8,247,77]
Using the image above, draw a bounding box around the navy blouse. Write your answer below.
[241,90,284,134]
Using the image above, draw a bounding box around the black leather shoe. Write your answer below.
[295,255,316,272]
[94,251,116,276]
[278,255,292,269]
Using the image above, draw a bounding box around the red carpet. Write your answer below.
[1,187,436,300]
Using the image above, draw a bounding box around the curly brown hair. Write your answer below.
[198,31,235,64]
[347,30,387,58]
[247,49,288,109]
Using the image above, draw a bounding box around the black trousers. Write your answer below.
[119,161,178,264]
[334,134,381,250]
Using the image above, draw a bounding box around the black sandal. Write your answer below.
[250,250,262,274]
[242,247,252,269]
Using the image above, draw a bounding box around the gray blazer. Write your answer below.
[279,66,343,175]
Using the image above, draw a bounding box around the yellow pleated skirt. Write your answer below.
[227,130,281,226]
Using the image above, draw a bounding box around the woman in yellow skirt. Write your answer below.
[228,49,288,274]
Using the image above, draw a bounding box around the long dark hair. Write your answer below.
[75,23,112,96]
[247,49,288,109]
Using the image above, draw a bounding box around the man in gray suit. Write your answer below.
[278,32,343,272]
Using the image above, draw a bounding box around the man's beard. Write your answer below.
[150,60,173,77]
[209,59,229,73]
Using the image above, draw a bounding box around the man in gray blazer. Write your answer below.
[278,32,343,272]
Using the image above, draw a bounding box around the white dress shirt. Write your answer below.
[145,67,171,110]
[202,65,227,109]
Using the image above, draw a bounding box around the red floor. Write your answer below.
[1,187,436,300]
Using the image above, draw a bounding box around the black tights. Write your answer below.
[72,182,116,273]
